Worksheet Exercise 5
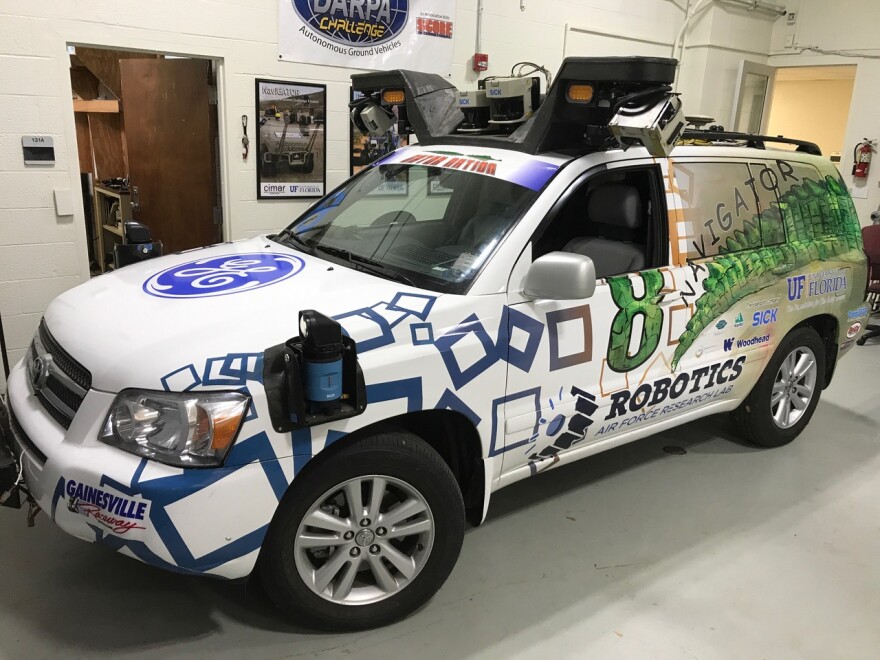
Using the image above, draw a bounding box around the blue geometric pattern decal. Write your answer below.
[387,292,436,320]
[488,387,541,457]
[333,306,396,353]
[503,306,544,372]
[434,314,500,390]
[435,389,482,427]
[410,322,434,345]
[202,353,262,386]
[434,306,545,390]
[366,377,423,412]
[334,292,438,354]
[160,364,201,392]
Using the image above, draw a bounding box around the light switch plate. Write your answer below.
[53,189,74,216]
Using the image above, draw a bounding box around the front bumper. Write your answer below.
[3,361,283,579]
[0,392,23,508]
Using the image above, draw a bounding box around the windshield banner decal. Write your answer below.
[279,0,454,75]
[380,148,561,192]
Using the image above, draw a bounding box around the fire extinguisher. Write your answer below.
[853,139,874,178]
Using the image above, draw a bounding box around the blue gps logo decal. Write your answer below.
[293,0,408,46]
[143,253,305,299]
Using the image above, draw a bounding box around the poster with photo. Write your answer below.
[350,89,410,181]
[256,79,326,199]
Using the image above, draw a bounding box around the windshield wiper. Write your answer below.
[313,245,415,286]
[275,230,313,254]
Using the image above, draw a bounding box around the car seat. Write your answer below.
[563,183,646,278]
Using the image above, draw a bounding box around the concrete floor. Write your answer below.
[2,347,880,660]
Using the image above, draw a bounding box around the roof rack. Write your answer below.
[680,129,822,156]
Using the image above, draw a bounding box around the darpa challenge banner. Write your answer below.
[279,0,455,75]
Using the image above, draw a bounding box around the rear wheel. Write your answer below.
[259,432,464,631]
[731,326,825,448]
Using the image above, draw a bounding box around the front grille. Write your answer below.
[29,320,92,429]
[9,407,46,464]
[38,322,91,390]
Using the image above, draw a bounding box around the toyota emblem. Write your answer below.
[30,355,50,391]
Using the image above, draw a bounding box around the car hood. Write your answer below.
[44,237,433,392]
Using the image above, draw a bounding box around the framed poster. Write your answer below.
[256,79,326,199]
[350,89,410,177]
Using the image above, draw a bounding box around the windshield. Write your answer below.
[273,162,539,294]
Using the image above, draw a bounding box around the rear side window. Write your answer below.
[670,161,763,262]
[669,158,835,264]
[747,160,828,244]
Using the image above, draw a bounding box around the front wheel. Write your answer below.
[259,432,465,631]
[731,326,826,447]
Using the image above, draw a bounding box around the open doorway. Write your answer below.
[69,47,223,274]
[765,65,857,165]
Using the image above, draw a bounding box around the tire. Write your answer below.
[301,153,315,174]
[259,432,465,631]
[731,326,826,448]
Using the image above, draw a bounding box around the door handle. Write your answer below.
[130,185,140,212]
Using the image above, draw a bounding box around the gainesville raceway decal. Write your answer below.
[65,478,150,536]
[279,0,455,75]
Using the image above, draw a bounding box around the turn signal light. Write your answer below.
[566,83,594,103]
[382,89,406,105]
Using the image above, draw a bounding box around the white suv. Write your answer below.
[0,57,868,630]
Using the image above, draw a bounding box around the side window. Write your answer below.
[532,165,668,279]
[672,162,762,262]
[748,159,826,244]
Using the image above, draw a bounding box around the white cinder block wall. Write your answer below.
[770,0,880,225]
[0,0,781,388]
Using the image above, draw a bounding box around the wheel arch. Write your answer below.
[795,313,839,389]
[290,410,486,527]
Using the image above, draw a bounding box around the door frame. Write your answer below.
[730,60,777,135]
[65,41,231,252]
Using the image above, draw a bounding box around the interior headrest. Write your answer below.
[587,184,643,230]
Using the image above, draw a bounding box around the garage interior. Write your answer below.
[2,0,880,657]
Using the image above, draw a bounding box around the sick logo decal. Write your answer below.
[293,0,408,47]
[143,253,305,299]
[752,307,778,326]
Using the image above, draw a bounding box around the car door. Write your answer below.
[500,159,711,477]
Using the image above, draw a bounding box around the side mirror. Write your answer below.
[523,252,597,300]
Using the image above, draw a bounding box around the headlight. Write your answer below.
[99,390,249,468]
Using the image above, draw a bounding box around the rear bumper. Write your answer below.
[3,361,281,579]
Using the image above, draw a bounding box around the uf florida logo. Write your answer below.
[293,0,409,46]
[144,253,305,298]
[787,275,806,301]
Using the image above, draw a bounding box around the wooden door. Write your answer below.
[120,58,219,253]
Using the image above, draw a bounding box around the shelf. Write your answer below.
[102,223,123,237]
[73,99,120,113]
